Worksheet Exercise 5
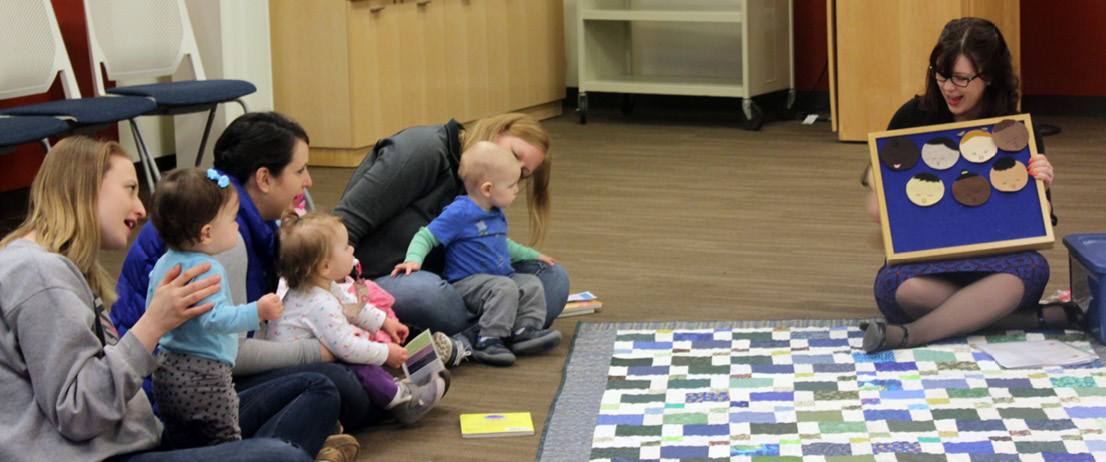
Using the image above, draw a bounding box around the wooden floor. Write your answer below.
[99,108,1105,461]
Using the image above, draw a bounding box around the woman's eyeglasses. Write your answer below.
[930,66,982,88]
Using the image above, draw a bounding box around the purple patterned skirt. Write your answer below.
[874,251,1050,324]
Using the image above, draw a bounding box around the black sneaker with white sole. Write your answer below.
[508,327,562,355]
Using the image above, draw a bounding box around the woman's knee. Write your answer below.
[238,438,314,462]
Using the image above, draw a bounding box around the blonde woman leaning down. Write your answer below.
[0,137,340,462]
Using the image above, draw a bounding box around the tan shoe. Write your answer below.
[315,434,360,462]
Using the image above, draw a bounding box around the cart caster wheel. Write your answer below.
[742,100,763,131]
[577,93,589,125]
[620,94,636,115]
[777,105,797,121]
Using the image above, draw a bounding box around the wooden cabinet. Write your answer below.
[827,0,1020,141]
[270,0,565,167]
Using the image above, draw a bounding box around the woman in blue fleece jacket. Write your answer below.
[113,113,379,431]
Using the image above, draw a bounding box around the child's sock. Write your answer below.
[384,379,410,410]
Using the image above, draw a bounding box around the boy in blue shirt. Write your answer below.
[392,141,561,366]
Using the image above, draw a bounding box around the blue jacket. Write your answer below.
[113,170,278,338]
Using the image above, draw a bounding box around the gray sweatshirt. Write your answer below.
[0,240,161,461]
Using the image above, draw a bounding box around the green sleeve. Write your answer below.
[405,227,440,264]
[506,238,540,262]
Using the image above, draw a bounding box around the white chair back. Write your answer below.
[0,0,82,100]
[84,0,205,97]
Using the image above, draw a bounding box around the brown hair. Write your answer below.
[460,113,552,245]
[920,17,1019,122]
[150,168,237,251]
[0,137,127,305]
[277,212,344,290]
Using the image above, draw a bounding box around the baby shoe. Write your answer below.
[508,327,562,355]
[472,337,515,366]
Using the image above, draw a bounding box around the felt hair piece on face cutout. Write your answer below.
[989,156,1029,192]
[905,172,945,207]
[879,137,919,171]
[992,119,1029,152]
[959,130,998,163]
[952,170,991,206]
[921,137,960,170]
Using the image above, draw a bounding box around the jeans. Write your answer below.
[234,362,382,431]
[111,372,338,462]
[375,261,570,338]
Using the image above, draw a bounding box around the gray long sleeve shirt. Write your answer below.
[0,239,161,461]
[335,120,465,278]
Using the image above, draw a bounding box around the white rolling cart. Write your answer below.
[576,0,793,130]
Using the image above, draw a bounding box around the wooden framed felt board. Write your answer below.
[868,114,1054,265]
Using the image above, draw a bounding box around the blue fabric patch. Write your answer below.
[683,424,729,436]
[597,415,644,425]
[880,390,927,400]
[730,412,777,423]
[660,446,709,459]
[922,379,970,389]
[1063,407,1106,418]
[807,338,851,347]
[944,441,995,454]
[956,420,1007,432]
[750,364,795,374]
[864,409,912,421]
[627,366,669,376]
[986,378,1033,389]
[691,340,733,349]
[633,341,672,350]
[750,392,794,402]
[792,354,836,364]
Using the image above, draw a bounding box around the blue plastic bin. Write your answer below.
[1064,233,1106,343]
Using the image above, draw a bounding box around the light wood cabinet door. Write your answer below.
[829,0,1019,141]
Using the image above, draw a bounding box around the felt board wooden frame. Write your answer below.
[868,114,1054,265]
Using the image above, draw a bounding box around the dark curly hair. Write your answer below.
[920,17,1019,123]
[213,112,309,185]
[150,168,237,251]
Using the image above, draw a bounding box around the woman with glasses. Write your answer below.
[860,17,1073,353]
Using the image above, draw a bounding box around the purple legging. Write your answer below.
[874,251,1050,324]
[344,363,398,406]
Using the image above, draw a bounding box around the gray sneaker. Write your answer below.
[390,369,450,425]
[433,331,470,368]
[472,337,515,366]
[509,327,562,355]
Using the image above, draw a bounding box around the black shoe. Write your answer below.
[508,327,562,355]
[472,337,515,366]
[861,321,909,354]
[1037,301,1086,330]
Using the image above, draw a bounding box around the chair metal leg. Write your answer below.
[128,119,158,193]
[194,107,217,167]
[39,139,52,152]
[235,98,249,113]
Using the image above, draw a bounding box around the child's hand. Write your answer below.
[537,253,557,266]
[385,343,408,368]
[257,293,285,321]
[1028,154,1054,190]
[390,261,421,277]
[381,317,409,344]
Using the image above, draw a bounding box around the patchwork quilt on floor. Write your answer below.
[588,327,1106,461]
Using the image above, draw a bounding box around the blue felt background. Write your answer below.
[875,120,1046,254]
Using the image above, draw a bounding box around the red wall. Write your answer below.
[0,0,116,193]
[793,0,830,93]
[1020,0,1106,96]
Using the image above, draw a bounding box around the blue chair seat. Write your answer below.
[0,116,69,147]
[107,80,256,107]
[0,96,157,125]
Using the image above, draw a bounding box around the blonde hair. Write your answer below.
[457,141,519,194]
[0,137,126,305]
[460,113,552,245]
[276,212,344,290]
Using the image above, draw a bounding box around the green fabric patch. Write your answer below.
[750,423,799,434]
[614,425,662,437]
[606,379,651,390]
[1075,387,1106,397]
[1014,441,1067,453]
[663,413,708,425]
[590,447,640,458]
[668,379,712,389]
[689,365,731,375]
[671,356,714,366]
[931,409,980,420]
[622,394,665,404]
[794,381,839,391]
[1009,388,1057,398]
[610,357,655,367]
[997,408,1048,420]
[796,410,844,422]
[1052,377,1097,388]
[911,350,957,362]
[946,388,991,399]
[887,420,937,432]
[818,421,868,433]
[732,378,775,388]
[732,355,774,365]
[935,361,980,371]
[815,390,860,401]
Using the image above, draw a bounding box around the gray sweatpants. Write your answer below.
[152,352,241,448]
[452,273,546,339]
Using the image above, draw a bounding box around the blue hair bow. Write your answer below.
[207,168,230,188]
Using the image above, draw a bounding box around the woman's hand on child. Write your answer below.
[538,253,557,266]
[132,263,221,352]
[381,318,409,344]
[257,293,285,321]
[1027,154,1054,189]
[385,343,408,368]
[390,261,421,276]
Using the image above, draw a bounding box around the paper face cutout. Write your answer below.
[952,170,991,206]
[959,130,998,163]
[880,137,919,171]
[989,156,1029,192]
[993,119,1029,152]
[921,137,960,170]
[905,172,945,206]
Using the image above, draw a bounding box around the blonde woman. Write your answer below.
[335,113,570,359]
[0,137,340,461]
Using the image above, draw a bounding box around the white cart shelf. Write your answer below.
[576,0,794,130]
